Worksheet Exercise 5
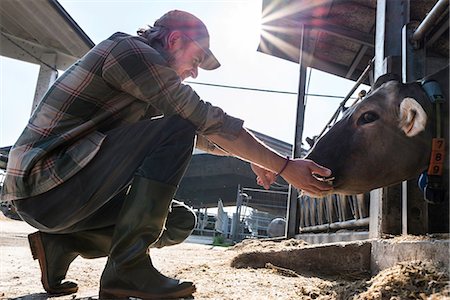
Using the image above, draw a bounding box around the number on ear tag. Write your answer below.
[427,138,445,176]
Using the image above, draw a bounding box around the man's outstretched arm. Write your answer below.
[205,128,333,196]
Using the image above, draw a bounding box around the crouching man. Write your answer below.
[1,10,332,299]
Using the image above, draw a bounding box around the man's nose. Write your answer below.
[190,67,198,79]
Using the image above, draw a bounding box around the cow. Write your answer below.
[305,66,449,203]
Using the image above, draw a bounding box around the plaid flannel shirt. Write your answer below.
[1,32,243,201]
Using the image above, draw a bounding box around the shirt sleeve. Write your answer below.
[101,36,244,139]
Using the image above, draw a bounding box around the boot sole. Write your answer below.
[99,284,196,299]
[28,232,79,295]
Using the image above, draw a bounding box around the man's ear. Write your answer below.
[167,31,183,50]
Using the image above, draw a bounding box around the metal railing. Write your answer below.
[298,194,370,234]
[231,186,289,242]
[192,207,217,237]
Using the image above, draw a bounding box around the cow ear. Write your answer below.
[399,97,428,137]
[373,73,400,90]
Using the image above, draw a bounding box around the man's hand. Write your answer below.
[250,163,277,189]
[280,158,333,197]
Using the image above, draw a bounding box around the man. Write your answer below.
[1,10,332,299]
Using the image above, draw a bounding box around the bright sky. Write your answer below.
[0,0,366,148]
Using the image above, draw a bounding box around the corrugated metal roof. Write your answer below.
[0,0,94,69]
[258,0,448,82]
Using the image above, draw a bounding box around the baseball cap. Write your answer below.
[154,10,220,70]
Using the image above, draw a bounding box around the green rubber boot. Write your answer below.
[28,226,113,295]
[99,176,196,299]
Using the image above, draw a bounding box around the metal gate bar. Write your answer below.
[298,194,369,233]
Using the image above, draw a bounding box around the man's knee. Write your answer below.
[134,116,196,183]
[162,115,196,142]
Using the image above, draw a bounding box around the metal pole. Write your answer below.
[232,185,242,242]
[299,218,370,233]
[32,53,58,114]
[293,25,308,159]
[286,24,308,238]
[316,58,374,139]
[243,187,288,195]
[402,17,427,235]
[411,0,449,44]
[402,181,408,235]
[370,0,410,239]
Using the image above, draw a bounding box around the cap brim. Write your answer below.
[199,48,220,70]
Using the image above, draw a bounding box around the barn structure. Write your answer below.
[0,0,448,275]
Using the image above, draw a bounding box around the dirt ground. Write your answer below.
[1,213,449,300]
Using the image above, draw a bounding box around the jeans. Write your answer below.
[14,115,197,234]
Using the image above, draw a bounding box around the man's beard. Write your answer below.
[154,46,186,80]
[153,44,176,68]
[165,52,176,68]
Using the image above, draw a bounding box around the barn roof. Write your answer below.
[258,0,449,82]
[0,0,94,70]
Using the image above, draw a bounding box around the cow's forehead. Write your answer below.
[341,80,429,120]
[382,80,402,92]
[363,83,399,106]
[365,81,417,105]
[343,82,400,117]
[371,80,425,99]
[373,80,402,96]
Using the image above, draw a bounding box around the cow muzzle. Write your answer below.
[312,173,335,185]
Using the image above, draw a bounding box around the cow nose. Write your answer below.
[313,174,335,185]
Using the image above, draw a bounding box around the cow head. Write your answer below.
[306,80,434,195]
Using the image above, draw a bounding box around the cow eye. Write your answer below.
[357,111,379,125]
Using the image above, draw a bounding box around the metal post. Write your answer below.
[370,0,410,238]
[402,18,428,235]
[402,22,426,82]
[411,0,449,45]
[32,53,58,114]
[286,25,309,238]
[402,181,408,235]
[374,0,387,79]
[232,185,242,242]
